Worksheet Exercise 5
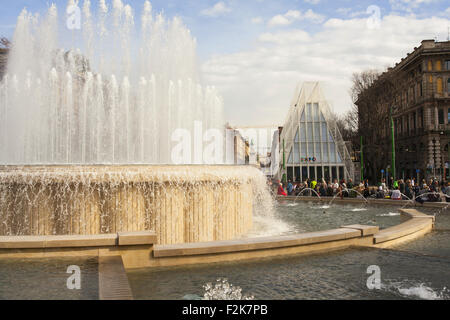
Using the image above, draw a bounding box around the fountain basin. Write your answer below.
[0,165,255,245]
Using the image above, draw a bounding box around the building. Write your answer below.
[0,47,7,80]
[225,125,248,165]
[356,40,450,182]
[278,82,354,183]
[269,128,281,178]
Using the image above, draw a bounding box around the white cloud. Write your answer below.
[200,2,232,17]
[202,15,450,126]
[304,0,321,4]
[303,9,326,23]
[268,9,325,27]
[251,17,264,24]
[268,14,292,27]
[389,0,439,12]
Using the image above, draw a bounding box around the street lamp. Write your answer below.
[390,106,397,181]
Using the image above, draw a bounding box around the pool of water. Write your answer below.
[0,257,98,300]
[247,200,410,237]
[128,202,450,300]
[128,247,450,300]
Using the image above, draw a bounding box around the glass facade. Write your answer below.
[286,104,347,182]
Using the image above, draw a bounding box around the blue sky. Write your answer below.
[1,0,450,126]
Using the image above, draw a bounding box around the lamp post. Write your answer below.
[448,142,450,181]
[360,136,364,182]
[282,139,286,184]
[390,106,397,181]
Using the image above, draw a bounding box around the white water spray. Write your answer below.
[0,0,224,165]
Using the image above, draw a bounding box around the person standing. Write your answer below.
[277,183,287,196]
[287,180,294,196]
[399,179,405,195]
[445,182,450,203]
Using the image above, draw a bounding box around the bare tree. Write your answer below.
[352,69,400,183]
[350,70,380,103]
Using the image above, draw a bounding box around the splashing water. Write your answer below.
[377,212,401,217]
[350,208,368,212]
[0,0,224,165]
[202,279,254,300]
[382,280,449,300]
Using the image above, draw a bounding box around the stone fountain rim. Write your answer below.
[0,165,259,183]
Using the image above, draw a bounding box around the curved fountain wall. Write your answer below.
[0,166,259,245]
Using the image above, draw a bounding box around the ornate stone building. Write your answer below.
[356,40,450,182]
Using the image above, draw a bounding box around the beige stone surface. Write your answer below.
[341,224,379,236]
[373,223,434,249]
[0,236,46,249]
[44,234,118,248]
[0,234,117,249]
[374,218,433,244]
[153,228,361,258]
[145,236,375,269]
[400,208,435,220]
[118,231,157,246]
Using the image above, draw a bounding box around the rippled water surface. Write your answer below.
[128,247,450,300]
[0,257,98,300]
[248,200,409,237]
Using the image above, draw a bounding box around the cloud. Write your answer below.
[202,14,450,126]
[304,0,321,4]
[251,17,264,24]
[389,0,439,12]
[268,9,325,27]
[200,2,232,17]
[268,14,292,27]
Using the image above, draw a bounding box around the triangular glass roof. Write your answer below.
[280,82,354,179]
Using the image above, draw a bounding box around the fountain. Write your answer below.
[0,1,274,245]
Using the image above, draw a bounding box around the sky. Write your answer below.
[1,0,450,127]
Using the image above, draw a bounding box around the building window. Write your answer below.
[448,108,450,123]
[428,60,433,71]
[437,78,443,94]
[446,60,450,70]
[429,75,433,84]
[436,60,442,71]
[448,78,450,93]
[419,109,423,128]
[438,109,444,125]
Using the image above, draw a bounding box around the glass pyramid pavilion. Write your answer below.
[279,82,354,183]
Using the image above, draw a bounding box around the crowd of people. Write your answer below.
[274,176,450,203]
